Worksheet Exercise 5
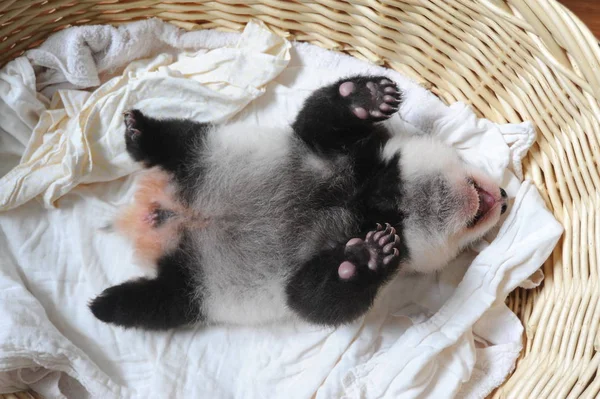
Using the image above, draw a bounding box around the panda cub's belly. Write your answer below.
[116,123,358,325]
[193,124,359,324]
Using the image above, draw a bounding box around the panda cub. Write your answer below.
[90,75,508,330]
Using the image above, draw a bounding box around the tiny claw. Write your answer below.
[379,235,393,246]
[393,248,399,256]
[124,111,136,123]
[376,223,383,230]
[383,242,395,254]
[373,230,386,241]
[380,103,392,112]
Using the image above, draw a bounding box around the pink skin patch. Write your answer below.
[114,168,212,268]
[338,261,356,279]
[114,168,183,267]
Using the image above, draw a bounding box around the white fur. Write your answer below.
[384,135,505,274]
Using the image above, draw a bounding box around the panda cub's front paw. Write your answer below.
[338,76,402,121]
[338,223,402,281]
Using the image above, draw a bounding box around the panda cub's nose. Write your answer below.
[499,188,508,214]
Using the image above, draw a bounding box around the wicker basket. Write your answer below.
[1,1,598,398]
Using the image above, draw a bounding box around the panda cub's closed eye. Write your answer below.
[90,75,508,331]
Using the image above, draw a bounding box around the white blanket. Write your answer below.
[0,19,562,399]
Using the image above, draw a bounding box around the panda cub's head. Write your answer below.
[384,135,508,274]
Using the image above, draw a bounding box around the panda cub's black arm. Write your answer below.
[291,75,402,154]
[285,224,405,326]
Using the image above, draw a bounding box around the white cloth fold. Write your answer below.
[0,19,288,212]
[0,19,562,399]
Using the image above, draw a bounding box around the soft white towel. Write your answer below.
[0,19,562,399]
[26,18,239,97]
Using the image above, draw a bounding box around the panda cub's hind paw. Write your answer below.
[123,109,151,162]
[124,109,143,141]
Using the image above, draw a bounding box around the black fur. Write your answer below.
[90,232,201,330]
[91,75,409,329]
[284,77,406,325]
[292,76,400,154]
[286,224,407,325]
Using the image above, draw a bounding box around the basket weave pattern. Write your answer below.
[1,1,599,398]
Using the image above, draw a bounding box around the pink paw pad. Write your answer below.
[338,261,356,279]
[339,81,355,97]
[340,77,402,122]
[341,223,402,279]
[352,107,369,119]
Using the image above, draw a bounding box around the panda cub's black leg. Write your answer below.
[292,75,402,152]
[286,224,405,326]
[89,235,203,330]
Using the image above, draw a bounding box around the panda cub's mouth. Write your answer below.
[467,180,501,228]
